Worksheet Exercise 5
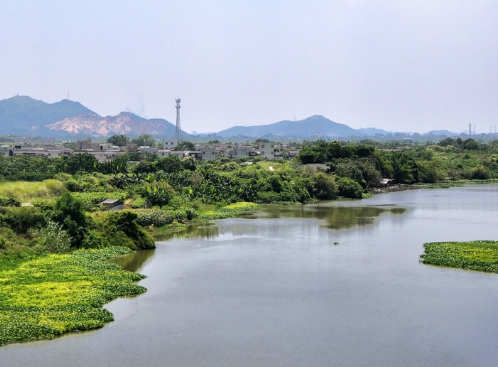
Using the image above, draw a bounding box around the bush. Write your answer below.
[37,221,71,253]
[0,196,21,207]
[134,209,175,227]
[140,182,176,207]
[3,207,46,234]
[336,177,363,199]
[98,211,155,250]
[312,173,337,200]
[186,208,197,220]
[175,210,187,221]
[470,165,491,180]
[52,192,87,249]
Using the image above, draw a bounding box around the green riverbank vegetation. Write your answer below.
[420,241,498,273]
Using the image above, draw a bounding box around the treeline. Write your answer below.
[1,138,498,257]
[298,139,498,185]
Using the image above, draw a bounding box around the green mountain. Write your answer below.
[217,115,364,139]
[0,95,98,135]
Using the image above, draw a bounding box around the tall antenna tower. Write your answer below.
[175,97,182,142]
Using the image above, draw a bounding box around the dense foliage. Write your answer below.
[0,247,145,346]
[421,241,498,273]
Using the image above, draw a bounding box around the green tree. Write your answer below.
[155,156,183,173]
[59,153,99,175]
[462,139,478,151]
[182,156,197,171]
[336,177,363,199]
[174,141,195,151]
[107,134,130,146]
[131,134,156,147]
[52,192,87,249]
[312,172,337,200]
[390,152,419,184]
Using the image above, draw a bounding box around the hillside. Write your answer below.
[217,115,363,139]
[0,96,96,135]
[46,112,178,137]
[0,96,184,138]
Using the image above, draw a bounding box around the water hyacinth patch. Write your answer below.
[420,240,498,273]
[0,246,146,346]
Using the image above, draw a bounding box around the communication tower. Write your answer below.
[175,98,182,142]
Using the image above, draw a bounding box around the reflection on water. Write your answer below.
[111,249,155,272]
[257,204,407,230]
[152,224,219,241]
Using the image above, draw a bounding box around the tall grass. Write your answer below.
[0,180,66,202]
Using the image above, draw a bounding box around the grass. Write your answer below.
[0,180,66,203]
[199,202,258,220]
[420,240,498,273]
[0,246,146,347]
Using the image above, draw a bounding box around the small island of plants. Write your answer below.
[420,240,498,273]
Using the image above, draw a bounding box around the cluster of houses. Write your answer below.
[0,138,300,163]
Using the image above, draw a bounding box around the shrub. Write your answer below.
[98,211,154,250]
[470,165,490,180]
[186,208,197,220]
[135,209,175,227]
[37,221,71,253]
[0,196,21,207]
[312,172,337,200]
[52,192,87,249]
[140,182,176,207]
[3,207,46,234]
[336,177,363,199]
[175,210,187,221]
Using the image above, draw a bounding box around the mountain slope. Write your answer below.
[46,112,179,137]
[217,115,363,138]
[0,95,97,135]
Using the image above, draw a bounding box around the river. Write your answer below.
[1,185,498,366]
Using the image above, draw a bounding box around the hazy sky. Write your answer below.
[1,1,497,134]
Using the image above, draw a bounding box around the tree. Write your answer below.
[131,134,156,147]
[390,152,419,184]
[182,156,197,171]
[107,134,130,146]
[61,153,99,175]
[155,155,183,173]
[174,141,195,151]
[52,192,87,249]
[462,139,478,151]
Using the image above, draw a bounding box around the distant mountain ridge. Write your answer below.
[0,95,94,135]
[217,115,364,138]
[0,95,459,139]
[0,95,182,137]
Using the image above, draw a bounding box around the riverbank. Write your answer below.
[0,202,258,347]
[146,202,258,240]
[0,246,145,347]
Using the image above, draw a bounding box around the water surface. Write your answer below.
[2,185,498,367]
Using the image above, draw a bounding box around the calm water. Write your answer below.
[2,185,498,366]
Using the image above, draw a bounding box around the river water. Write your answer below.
[2,185,498,366]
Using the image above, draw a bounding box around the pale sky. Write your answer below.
[1,1,497,134]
